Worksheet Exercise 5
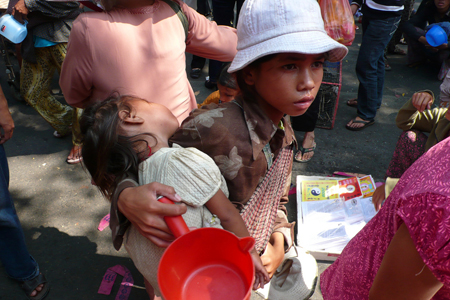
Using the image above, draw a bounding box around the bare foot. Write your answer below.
[22,273,49,299]
[66,145,83,164]
[29,284,44,297]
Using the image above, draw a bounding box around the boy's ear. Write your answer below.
[118,110,144,124]
[242,66,256,86]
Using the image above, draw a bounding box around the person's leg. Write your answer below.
[196,0,210,16]
[235,0,245,26]
[52,43,83,164]
[68,108,83,164]
[190,55,206,79]
[347,15,401,130]
[189,0,210,79]
[20,47,73,136]
[207,0,236,87]
[387,0,414,53]
[291,97,320,162]
[0,145,49,298]
[405,27,428,66]
[385,130,427,178]
[0,144,38,281]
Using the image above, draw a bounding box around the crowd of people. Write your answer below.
[1,0,450,299]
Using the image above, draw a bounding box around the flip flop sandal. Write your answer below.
[389,47,406,55]
[53,130,70,138]
[346,98,358,108]
[294,143,316,163]
[66,156,83,164]
[22,273,50,300]
[385,59,392,71]
[345,118,375,131]
[190,68,202,79]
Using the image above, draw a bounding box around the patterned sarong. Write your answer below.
[240,145,293,254]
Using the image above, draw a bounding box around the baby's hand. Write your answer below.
[250,249,270,290]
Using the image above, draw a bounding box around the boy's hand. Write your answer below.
[351,4,359,15]
[251,250,270,290]
[261,232,285,278]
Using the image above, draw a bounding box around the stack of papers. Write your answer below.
[296,175,378,261]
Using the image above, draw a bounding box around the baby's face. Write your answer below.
[121,98,179,138]
[218,84,239,103]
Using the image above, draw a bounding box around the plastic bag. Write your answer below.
[319,0,355,46]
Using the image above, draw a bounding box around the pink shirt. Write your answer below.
[321,137,450,299]
[60,0,237,123]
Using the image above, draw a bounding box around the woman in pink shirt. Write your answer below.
[320,137,450,299]
[59,0,237,124]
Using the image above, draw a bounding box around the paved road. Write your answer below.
[0,14,442,300]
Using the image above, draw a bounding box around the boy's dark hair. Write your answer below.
[233,54,276,99]
[80,94,151,200]
[218,63,238,90]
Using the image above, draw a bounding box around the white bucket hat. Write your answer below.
[228,0,349,73]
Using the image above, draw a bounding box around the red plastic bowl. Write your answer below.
[157,197,255,300]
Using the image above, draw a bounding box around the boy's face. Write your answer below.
[245,53,324,123]
[218,83,239,103]
[435,0,450,11]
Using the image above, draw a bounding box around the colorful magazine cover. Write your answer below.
[338,177,362,201]
[302,180,340,202]
[358,175,376,197]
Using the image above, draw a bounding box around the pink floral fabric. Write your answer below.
[320,137,450,299]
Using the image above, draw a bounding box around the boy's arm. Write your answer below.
[260,168,293,278]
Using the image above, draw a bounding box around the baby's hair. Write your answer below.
[218,63,238,90]
[80,94,153,200]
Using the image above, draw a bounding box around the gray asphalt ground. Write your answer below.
[0,8,443,300]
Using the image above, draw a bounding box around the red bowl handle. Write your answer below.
[238,236,255,253]
[158,196,190,238]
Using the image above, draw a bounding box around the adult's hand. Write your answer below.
[372,183,385,211]
[12,0,29,16]
[419,36,430,46]
[261,232,285,278]
[117,182,187,247]
[412,92,433,112]
[0,87,14,144]
[436,43,448,50]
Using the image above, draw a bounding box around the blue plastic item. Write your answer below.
[0,14,27,44]
[426,25,448,47]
